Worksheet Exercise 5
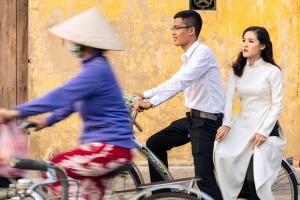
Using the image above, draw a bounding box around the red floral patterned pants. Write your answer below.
[46,142,134,200]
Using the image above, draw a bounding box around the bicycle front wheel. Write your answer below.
[272,159,298,200]
[142,192,200,200]
[109,162,144,199]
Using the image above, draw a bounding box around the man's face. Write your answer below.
[171,17,193,50]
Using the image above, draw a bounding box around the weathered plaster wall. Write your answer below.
[28,0,300,165]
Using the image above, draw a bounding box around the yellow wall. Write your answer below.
[28,0,300,165]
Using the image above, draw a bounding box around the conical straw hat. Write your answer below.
[49,8,125,51]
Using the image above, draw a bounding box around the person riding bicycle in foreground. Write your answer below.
[0,8,135,200]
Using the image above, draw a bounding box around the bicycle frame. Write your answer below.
[131,111,175,182]
[129,184,213,200]
[132,137,174,182]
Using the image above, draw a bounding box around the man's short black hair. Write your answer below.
[174,10,202,38]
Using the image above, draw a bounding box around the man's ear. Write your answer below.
[190,27,195,36]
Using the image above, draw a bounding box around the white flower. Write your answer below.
[123,91,136,111]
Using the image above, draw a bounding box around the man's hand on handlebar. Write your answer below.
[134,100,152,112]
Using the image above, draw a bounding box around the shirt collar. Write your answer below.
[246,57,264,68]
[82,51,103,64]
[181,40,200,63]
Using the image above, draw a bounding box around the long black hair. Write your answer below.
[232,26,280,77]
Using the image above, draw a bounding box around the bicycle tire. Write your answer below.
[109,162,144,199]
[272,159,298,200]
[141,192,200,200]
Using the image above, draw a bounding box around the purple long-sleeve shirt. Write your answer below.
[15,53,135,149]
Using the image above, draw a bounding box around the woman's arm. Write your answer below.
[45,103,76,126]
[222,70,237,127]
[257,68,283,137]
[14,63,105,118]
[215,70,237,142]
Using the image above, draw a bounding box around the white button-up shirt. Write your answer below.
[144,40,224,114]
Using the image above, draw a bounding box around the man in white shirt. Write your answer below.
[134,10,224,199]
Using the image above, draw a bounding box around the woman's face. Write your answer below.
[242,31,265,60]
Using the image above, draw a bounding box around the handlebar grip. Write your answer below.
[18,122,37,129]
[10,157,52,171]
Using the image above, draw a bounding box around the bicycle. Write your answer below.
[1,112,298,200]
[0,121,213,200]
[111,111,299,200]
[0,157,209,200]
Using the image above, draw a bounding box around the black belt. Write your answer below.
[190,109,223,121]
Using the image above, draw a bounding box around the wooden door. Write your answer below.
[0,0,28,108]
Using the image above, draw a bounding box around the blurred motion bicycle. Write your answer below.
[0,121,213,200]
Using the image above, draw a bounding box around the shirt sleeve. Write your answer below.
[147,48,212,106]
[15,66,100,118]
[45,104,75,126]
[222,70,237,127]
[143,72,181,99]
[257,69,283,137]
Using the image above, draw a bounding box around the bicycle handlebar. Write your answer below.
[10,157,51,171]
[10,157,69,200]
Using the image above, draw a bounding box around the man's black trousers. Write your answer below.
[146,113,223,200]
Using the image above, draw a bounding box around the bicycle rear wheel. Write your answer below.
[109,162,144,199]
[142,192,199,200]
[272,159,298,200]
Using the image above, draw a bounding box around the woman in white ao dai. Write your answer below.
[214,26,286,200]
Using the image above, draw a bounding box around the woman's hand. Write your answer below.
[249,132,267,148]
[30,118,49,131]
[215,125,231,142]
[0,109,20,123]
